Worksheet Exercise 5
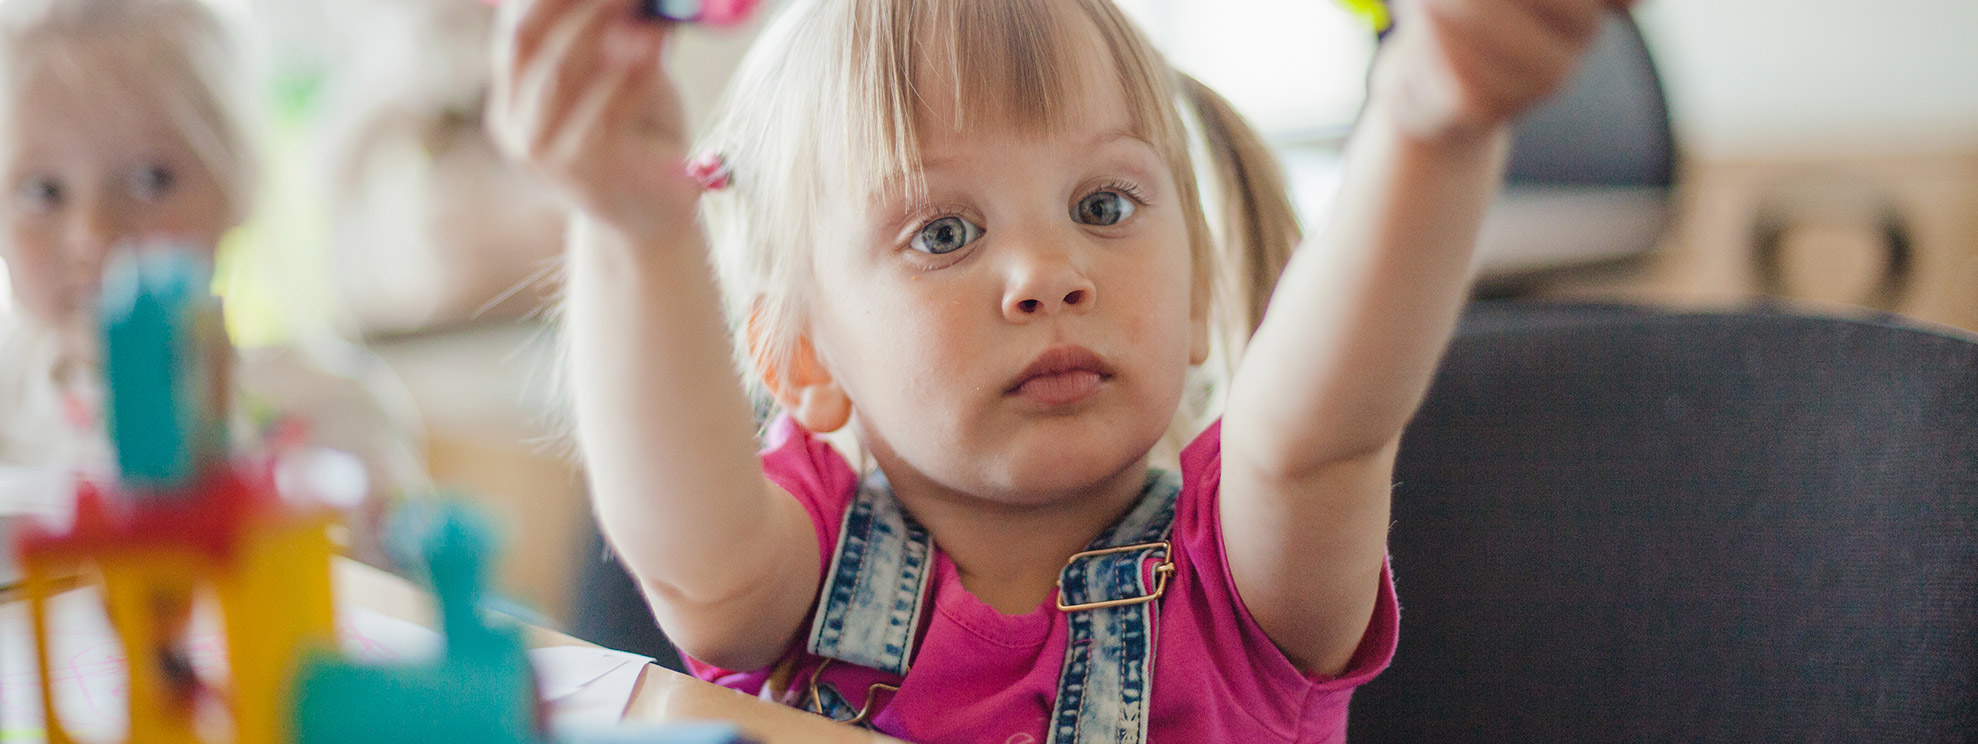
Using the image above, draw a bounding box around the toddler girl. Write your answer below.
[491,0,1624,740]
[0,0,426,564]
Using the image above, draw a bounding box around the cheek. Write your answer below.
[3,222,68,313]
[1117,242,1196,346]
[153,186,234,243]
[812,266,977,410]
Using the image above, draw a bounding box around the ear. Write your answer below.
[779,335,852,433]
[748,308,853,433]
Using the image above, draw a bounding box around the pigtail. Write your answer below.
[1178,73,1302,367]
[1155,74,1302,464]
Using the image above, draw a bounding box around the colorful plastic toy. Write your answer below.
[290,500,538,744]
[11,246,757,744]
[292,500,759,744]
[639,0,762,27]
[18,247,340,744]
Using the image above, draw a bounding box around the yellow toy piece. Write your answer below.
[1338,0,1393,33]
[18,473,340,744]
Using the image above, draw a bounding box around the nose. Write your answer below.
[1000,238,1096,321]
[66,196,121,261]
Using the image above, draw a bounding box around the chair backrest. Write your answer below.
[1474,13,1679,282]
[1350,303,1978,743]
[1506,13,1675,189]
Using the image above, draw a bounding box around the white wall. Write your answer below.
[1634,0,1978,159]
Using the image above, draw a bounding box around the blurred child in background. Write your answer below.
[0,0,428,568]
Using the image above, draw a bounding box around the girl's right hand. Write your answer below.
[488,0,701,243]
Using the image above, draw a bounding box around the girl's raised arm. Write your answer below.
[487,0,819,671]
[1217,0,1632,676]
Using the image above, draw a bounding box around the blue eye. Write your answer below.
[910,215,982,255]
[1075,191,1135,226]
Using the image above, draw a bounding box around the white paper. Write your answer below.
[532,646,653,727]
[0,466,75,587]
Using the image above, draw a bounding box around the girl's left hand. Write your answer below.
[1369,0,1637,144]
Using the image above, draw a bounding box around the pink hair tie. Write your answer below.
[685,153,732,191]
[693,0,761,27]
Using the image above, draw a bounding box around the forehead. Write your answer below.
[909,3,1116,139]
[3,54,197,168]
[830,0,1180,200]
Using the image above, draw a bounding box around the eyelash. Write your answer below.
[1092,179,1151,208]
[903,206,975,246]
[897,179,1155,256]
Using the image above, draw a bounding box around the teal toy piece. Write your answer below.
[97,247,229,490]
[291,499,761,744]
[291,500,538,744]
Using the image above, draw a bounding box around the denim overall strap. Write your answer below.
[1047,468,1182,744]
[807,470,933,677]
[802,470,930,723]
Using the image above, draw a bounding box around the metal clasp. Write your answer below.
[1054,540,1174,612]
[807,657,900,727]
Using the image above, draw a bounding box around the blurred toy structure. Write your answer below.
[10,248,753,744]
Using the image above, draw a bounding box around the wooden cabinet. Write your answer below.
[1528,149,1978,335]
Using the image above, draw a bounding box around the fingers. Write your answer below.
[492,0,669,164]
[488,0,694,238]
[1380,0,1611,136]
[547,37,661,169]
[507,0,594,77]
[1510,0,1605,46]
[512,0,628,156]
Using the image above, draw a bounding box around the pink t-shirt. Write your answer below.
[688,416,1399,743]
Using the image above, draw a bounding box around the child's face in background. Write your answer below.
[805,19,1207,504]
[0,63,233,352]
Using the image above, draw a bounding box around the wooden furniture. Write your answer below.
[1520,150,1978,335]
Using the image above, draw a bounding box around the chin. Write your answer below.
[977,422,1163,502]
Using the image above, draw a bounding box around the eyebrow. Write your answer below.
[916,127,1150,173]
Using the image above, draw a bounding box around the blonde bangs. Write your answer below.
[0,0,256,221]
[871,0,1188,200]
[700,0,1211,409]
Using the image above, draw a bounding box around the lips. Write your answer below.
[1006,346,1114,406]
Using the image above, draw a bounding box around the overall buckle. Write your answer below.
[1055,540,1174,612]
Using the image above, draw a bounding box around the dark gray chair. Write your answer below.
[1351,302,1978,743]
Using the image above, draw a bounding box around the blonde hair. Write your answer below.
[0,0,257,223]
[698,0,1301,448]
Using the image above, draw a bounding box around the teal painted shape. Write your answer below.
[292,500,537,744]
[292,499,764,743]
[98,250,218,489]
